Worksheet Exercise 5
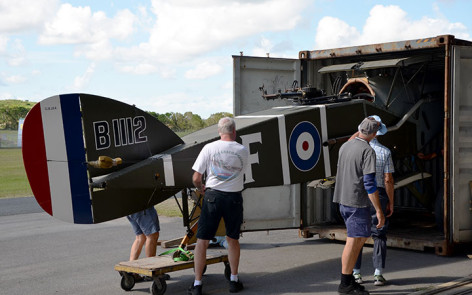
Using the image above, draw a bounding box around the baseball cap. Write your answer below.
[358,117,381,135]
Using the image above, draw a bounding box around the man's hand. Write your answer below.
[384,172,394,217]
[385,202,394,217]
[192,171,205,194]
[197,185,206,195]
[376,210,385,229]
[368,190,385,229]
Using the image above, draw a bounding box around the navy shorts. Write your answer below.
[339,204,371,238]
[127,207,160,236]
[196,189,243,240]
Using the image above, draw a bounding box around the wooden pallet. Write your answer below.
[115,252,228,277]
[115,251,230,294]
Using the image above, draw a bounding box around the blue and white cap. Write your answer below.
[357,115,387,136]
[370,115,387,135]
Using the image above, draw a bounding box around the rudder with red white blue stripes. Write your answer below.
[22,94,93,224]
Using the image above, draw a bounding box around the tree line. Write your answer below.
[0,100,36,130]
[147,111,232,134]
[0,99,231,134]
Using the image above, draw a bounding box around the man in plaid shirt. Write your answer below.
[352,115,394,287]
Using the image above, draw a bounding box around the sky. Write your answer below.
[0,0,471,119]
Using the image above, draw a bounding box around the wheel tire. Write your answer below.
[150,277,167,295]
[120,273,135,291]
[224,262,231,281]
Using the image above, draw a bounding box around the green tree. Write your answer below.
[185,112,204,131]
[164,112,189,132]
[147,111,177,130]
[146,111,233,134]
[0,100,35,130]
[204,112,233,127]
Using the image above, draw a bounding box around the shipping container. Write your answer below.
[234,35,472,255]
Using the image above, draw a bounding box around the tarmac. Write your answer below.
[1,197,471,295]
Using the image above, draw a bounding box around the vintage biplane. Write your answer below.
[22,35,472,258]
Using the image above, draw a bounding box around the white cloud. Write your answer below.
[0,72,26,85]
[0,35,8,54]
[145,90,232,118]
[74,39,114,61]
[221,81,233,90]
[315,16,360,49]
[251,37,274,57]
[315,4,470,49]
[117,63,177,78]
[185,61,223,80]
[5,74,26,84]
[7,39,27,66]
[73,63,96,89]
[0,0,58,33]
[115,0,308,64]
[0,93,13,99]
[119,63,158,75]
[157,67,177,79]
[0,38,27,66]
[38,3,136,45]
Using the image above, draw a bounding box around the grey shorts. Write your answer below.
[339,204,371,238]
[127,207,160,236]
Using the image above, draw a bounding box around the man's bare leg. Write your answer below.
[194,239,210,281]
[144,232,159,257]
[342,237,367,274]
[129,234,146,261]
[226,236,240,276]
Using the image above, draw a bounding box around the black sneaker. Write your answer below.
[338,282,369,295]
[352,280,366,291]
[188,284,202,295]
[229,280,244,293]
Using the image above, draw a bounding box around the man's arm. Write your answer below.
[364,173,385,229]
[384,172,394,217]
[349,131,359,141]
[192,171,205,193]
[368,190,385,229]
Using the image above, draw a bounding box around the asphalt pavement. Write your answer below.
[1,197,471,295]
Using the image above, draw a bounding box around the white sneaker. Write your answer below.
[353,273,363,284]
[374,274,386,286]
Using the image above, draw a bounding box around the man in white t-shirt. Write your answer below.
[188,117,249,295]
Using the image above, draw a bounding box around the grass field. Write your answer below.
[0,129,20,148]
[0,147,182,216]
[0,148,32,198]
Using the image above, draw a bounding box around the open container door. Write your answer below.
[233,55,302,231]
[233,55,300,116]
[451,45,472,243]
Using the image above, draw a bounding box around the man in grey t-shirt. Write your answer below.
[333,117,385,295]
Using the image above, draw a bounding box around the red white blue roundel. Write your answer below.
[289,121,321,172]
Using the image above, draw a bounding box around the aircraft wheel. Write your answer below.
[150,276,167,295]
[224,262,231,281]
[120,272,135,291]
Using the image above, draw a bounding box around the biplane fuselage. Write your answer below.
[22,35,472,256]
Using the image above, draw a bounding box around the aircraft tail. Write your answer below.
[22,94,183,224]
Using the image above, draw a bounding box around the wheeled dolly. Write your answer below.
[115,252,230,295]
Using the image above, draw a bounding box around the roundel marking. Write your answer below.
[289,121,321,172]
